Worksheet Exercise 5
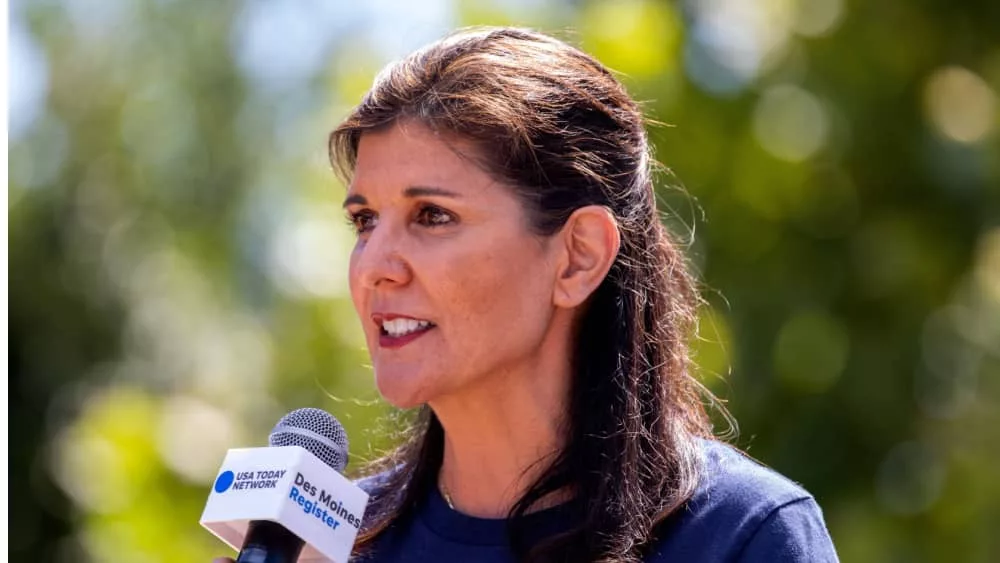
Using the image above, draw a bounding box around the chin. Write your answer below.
[374,370,432,409]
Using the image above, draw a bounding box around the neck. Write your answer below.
[429,322,573,518]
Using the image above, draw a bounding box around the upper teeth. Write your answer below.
[382,318,431,337]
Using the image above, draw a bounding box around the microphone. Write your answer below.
[201,408,370,563]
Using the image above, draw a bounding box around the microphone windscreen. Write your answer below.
[268,408,349,473]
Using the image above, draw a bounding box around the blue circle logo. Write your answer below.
[214,470,235,493]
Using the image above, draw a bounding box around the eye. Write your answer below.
[415,204,456,227]
[346,209,378,235]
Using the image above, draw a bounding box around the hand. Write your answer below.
[212,558,235,563]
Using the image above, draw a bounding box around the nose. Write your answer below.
[352,221,412,290]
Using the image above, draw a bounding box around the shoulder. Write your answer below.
[693,439,814,516]
[646,439,838,562]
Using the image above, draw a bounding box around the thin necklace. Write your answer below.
[439,477,456,509]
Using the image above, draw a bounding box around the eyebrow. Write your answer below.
[342,185,462,208]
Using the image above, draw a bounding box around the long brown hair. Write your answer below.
[330,27,715,563]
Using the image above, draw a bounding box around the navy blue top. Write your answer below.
[353,440,838,562]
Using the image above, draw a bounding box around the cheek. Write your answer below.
[439,244,554,344]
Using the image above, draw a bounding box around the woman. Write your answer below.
[220,27,838,562]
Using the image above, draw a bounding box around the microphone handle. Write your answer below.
[235,520,305,563]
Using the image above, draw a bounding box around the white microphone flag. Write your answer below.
[201,445,369,563]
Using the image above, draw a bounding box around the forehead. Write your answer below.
[349,121,491,193]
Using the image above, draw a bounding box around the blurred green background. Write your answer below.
[8,0,999,561]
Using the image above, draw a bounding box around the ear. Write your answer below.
[552,205,621,309]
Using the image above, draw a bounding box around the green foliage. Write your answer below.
[9,0,1000,561]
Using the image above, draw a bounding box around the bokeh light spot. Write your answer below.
[268,206,353,299]
[876,441,946,515]
[773,309,849,393]
[974,227,1000,303]
[791,0,845,38]
[684,0,796,95]
[753,84,830,161]
[580,0,682,78]
[923,66,998,144]
[157,396,240,484]
[916,307,981,419]
[8,18,50,140]
[50,387,160,515]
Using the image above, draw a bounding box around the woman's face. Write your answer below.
[345,121,561,408]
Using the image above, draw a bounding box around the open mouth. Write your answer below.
[380,317,435,338]
[373,316,437,349]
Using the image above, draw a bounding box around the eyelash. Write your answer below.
[346,209,377,234]
[346,204,456,236]
[416,204,455,227]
